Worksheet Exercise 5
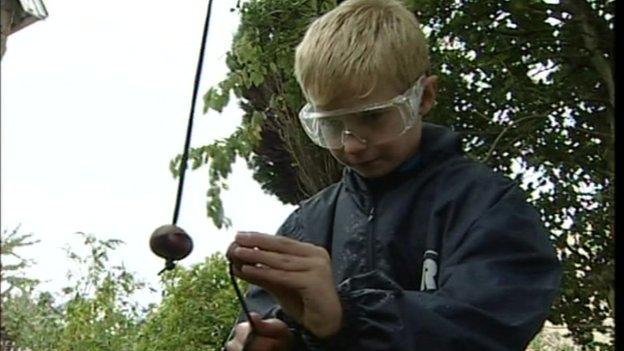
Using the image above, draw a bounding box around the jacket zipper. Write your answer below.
[367,206,376,271]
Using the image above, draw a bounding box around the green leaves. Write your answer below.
[169,116,265,228]
[1,227,40,298]
[203,87,230,113]
[172,0,343,225]
[1,231,146,351]
[2,231,242,351]
[135,254,242,351]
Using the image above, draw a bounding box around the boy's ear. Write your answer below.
[419,75,439,117]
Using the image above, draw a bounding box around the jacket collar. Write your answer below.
[343,122,462,197]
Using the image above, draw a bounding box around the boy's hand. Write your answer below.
[225,312,293,351]
[227,232,342,339]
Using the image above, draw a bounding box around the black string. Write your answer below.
[168,1,258,348]
[157,259,176,275]
[224,263,257,350]
[228,263,258,331]
[172,0,215,226]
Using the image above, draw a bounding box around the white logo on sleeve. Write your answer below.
[420,250,438,291]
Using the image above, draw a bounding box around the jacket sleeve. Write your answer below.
[300,185,562,351]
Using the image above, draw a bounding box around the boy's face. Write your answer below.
[317,76,438,179]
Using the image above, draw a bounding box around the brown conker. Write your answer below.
[149,224,193,261]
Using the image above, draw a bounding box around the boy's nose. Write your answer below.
[342,131,368,154]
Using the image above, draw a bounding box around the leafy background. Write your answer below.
[1,0,613,349]
[1,229,243,350]
[175,0,614,348]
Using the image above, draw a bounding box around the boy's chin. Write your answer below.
[350,160,394,179]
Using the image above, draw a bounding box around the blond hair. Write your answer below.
[294,0,429,107]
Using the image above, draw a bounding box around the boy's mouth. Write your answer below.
[353,158,379,167]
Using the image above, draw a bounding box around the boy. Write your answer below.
[226,0,561,350]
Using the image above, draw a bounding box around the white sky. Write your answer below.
[1,0,295,305]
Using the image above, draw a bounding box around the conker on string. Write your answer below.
[149,224,193,261]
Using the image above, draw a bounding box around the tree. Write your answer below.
[178,0,614,347]
[1,227,65,350]
[170,0,343,229]
[1,226,40,298]
[135,254,243,351]
[1,226,56,351]
[1,232,145,351]
[1,230,241,351]
[53,233,146,351]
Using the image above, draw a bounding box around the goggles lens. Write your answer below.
[299,76,425,149]
[317,106,406,149]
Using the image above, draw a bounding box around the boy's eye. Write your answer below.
[322,118,343,129]
[362,111,383,121]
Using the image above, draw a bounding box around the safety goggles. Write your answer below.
[299,75,426,149]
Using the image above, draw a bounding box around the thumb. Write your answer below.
[248,312,290,338]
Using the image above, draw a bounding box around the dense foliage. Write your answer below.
[134,254,242,350]
[0,231,241,351]
[174,0,614,348]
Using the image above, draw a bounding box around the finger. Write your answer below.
[225,338,243,351]
[236,232,318,257]
[242,331,255,351]
[244,336,284,351]
[234,320,252,341]
[233,246,311,271]
[226,321,251,351]
[240,264,304,289]
[226,242,245,269]
[245,315,293,351]
[226,241,238,261]
[231,263,284,289]
[250,314,291,338]
[248,311,262,327]
[231,263,261,283]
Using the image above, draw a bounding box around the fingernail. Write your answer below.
[233,246,247,257]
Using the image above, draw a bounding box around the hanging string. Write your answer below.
[218,263,257,350]
[229,263,258,330]
[167,1,258,348]
[172,0,215,226]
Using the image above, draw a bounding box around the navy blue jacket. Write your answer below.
[239,123,561,350]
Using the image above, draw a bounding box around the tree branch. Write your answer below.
[560,0,614,158]
[483,114,549,163]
